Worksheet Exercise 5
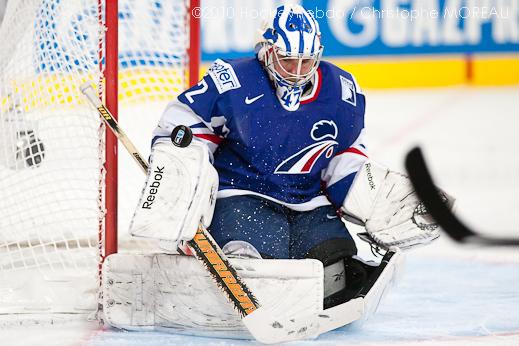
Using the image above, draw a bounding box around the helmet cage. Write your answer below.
[264,43,323,87]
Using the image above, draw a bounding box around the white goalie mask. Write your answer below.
[256,4,323,111]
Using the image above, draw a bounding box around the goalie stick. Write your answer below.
[80,83,323,344]
[405,147,519,247]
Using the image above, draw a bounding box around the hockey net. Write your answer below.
[0,0,198,319]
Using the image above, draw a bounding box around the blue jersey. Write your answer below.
[154,57,368,211]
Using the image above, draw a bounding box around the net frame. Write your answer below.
[0,0,200,318]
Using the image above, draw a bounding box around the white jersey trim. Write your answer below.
[322,128,368,187]
[217,189,331,212]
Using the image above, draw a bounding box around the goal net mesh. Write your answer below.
[0,0,191,315]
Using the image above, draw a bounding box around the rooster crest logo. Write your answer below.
[275,120,338,174]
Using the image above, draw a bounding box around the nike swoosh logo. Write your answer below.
[245,94,264,104]
[326,214,338,220]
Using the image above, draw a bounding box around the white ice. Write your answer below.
[2,86,519,346]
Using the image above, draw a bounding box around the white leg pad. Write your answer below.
[241,248,406,342]
[101,249,404,341]
[102,254,324,339]
[314,248,405,336]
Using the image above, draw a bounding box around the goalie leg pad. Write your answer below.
[129,141,218,244]
[304,238,357,305]
[101,253,324,339]
[304,238,383,310]
[315,248,405,335]
[242,248,406,341]
[102,249,404,340]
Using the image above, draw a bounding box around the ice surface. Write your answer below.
[1,86,518,345]
[86,251,519,346]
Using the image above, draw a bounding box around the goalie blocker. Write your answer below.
[129,137,218,249]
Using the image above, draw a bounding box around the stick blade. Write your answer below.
[405,147,519,246]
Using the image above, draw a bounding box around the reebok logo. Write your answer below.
[365,163,376,190]
[333,270,345,282]
[245,94,264,104]
[142,166,165,209]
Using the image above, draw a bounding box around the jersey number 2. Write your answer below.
[185,80,208,104]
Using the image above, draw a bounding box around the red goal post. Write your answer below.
[103,0,200,258]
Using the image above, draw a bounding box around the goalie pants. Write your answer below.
[209,195,357,261]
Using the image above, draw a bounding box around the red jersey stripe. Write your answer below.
[194,133,223,145]
[336,147,368,158]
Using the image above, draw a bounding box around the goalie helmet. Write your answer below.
[256,4,323,111]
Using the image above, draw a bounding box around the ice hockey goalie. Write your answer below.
[101,3,454,342]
